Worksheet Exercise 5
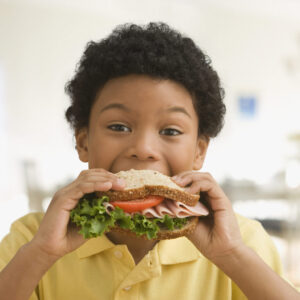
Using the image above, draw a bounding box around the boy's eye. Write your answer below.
[107,124,131,132]
[160,128,182,136]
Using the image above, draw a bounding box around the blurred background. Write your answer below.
[1,0,300,286]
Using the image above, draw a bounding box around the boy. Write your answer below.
[0,22,299,299]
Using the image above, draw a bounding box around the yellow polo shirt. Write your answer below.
[0,212,284,300]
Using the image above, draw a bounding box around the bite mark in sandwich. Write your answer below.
[70,169,209,240]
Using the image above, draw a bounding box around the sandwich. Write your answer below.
[70,169,209,240]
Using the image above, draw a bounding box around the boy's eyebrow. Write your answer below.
[99,103,191,119]
[166,106,192,119]
[99,103,131,114]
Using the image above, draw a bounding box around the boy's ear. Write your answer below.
[75,128,89,163]
[193,136,210,170]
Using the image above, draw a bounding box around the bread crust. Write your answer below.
[109,216,199,240]
[97,185,200,206]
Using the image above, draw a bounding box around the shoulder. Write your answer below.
[236,213,282,273]
[0,212,45,270]
[9,212,45,239]
[236,213,272,244]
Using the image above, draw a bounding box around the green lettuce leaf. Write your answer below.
[70,193,188,239]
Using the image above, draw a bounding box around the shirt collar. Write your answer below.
[157,237,201,264]
[76,234,115,258]
[76,234,201,264]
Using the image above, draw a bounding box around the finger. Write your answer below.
[183,178,218,196]
[173,172,219,190]
[172,174,193,187]
[172,170,197,178]
[77,175,126,190]
[172,171,206,187]
[178,171,212,182]
[77,171,126,190]
[186,217,212,244]
[79,168,113,175]
[183,179,232,212]
[78,169,116,181]
[41,179,113,234]
[184,180,203,195]
[87,168,123,182]
[172,171,194,183]
[51,181,112,211]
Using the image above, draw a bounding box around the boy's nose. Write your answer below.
[129,132,159,161]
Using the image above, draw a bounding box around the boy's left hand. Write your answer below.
[172,171,244,263]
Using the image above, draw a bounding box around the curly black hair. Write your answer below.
[65,22,225,137]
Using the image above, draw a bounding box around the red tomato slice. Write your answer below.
[111,195,164,213]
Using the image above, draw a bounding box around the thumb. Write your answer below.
[186,217,213,249]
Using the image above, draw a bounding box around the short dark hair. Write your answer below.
[65,22,225,137]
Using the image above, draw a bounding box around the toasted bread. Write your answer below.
[96,169,200,206]
[110,216,199,240]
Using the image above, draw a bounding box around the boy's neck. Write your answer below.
[106,231,158,265]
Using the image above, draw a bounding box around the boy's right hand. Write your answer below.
[29,169,125,263]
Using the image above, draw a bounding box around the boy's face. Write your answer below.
[76,75,208,176]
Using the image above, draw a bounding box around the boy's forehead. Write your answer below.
[94,75,195,111]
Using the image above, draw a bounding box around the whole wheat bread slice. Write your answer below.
[96,169,200,206]
[110,216,199,240]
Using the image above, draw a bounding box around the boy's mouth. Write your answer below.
[111,166,171,177]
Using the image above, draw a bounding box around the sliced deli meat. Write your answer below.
[142,207,161,218]
[104,198,209,219]
[155,201,174,216]
[141,199,209,218]
[103,202,115,213]
[165,199,209,218]
[104,202,132,217]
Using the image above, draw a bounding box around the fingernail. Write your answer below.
[174,177,183,182]
[117,178,125,185]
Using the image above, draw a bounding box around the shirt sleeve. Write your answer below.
[0,212,44,300]
[231,215,297,299]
